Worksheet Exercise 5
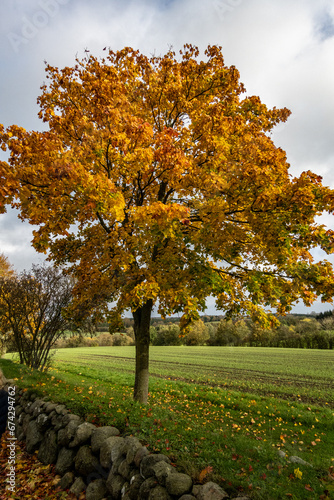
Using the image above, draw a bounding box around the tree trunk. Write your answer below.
[132,299,153,404]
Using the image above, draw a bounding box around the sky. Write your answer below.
[0,0,334,314]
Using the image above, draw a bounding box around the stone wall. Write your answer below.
[14,388,250,500]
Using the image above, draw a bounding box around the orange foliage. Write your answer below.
[0,44,333,327]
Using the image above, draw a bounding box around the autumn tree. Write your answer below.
[0,253,14,278]
[1,45,334,402]
[0,265,73,370]
[184,319,209,346]
[0,253,15,354]
[211,319,250,346]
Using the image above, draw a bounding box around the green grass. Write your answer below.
[1,346,334,500]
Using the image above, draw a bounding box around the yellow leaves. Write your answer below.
[294,467,303,479]
[130,280,160,308]
[131,202,189,238]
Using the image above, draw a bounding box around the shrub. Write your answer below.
[81,337,99,347]
[0,264,73,370]
[112,334,134,346]
[97,333,113,346]
[64,335,83,348]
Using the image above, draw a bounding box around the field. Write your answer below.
[2,346,334,500]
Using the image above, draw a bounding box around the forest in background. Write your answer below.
[33,310,334,350]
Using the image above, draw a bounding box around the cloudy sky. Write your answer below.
[0,0,334,314]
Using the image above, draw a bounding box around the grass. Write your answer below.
[1,346,334,500]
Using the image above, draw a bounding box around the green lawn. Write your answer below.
[1,346,334,500]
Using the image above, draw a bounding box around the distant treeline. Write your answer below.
[149,312,334,349]
[65,311,334,350]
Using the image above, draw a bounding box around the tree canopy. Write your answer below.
[1,44,334,402]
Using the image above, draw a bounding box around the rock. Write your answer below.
[26,420,43,453]
[70,422,96,447]
[22,414,32,435]
[44,402,57,414]
[30,399,44,417]
[75,445,100,476]
[55,447,76,476]
[192,485,201,497]
[179,495,197,500]
[100,436,126,469]
[51,413,65,431]
[289,456,313,467]
[91,426,120,454]
[124,436,143,464]
[16,424,25,441]
[140,454,171,478]
[196,481,229,500]
[138,477,158,499]
[55,404,67,415]
[38,429,58,464]
[151,460,175,485]
[36,413,49,432]
[22,391,30,401]
[15,405,23,417]
[48,410,56,421]
[149,485,172,499]
[62,413,82,426]
[106,472,126,498]
[108,455,122,475]
[134,446,149,467]
[85,478,108,500]
[110,437,126,463]
[58,471,75,490]
[126,474,144,500]
[118,458,136,479]
[121,481,130,498]
[58,419,82,447]
[165,472,192,496]
[69,477,86,496]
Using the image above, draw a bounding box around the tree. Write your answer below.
[0,265,73,370]
[0,254,15,354]
[0,253,14,278]
[212,318,250,346]
[184,319,209,345]
[151,325,182,345]
[1,45,334,402]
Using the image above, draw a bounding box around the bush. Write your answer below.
[81,337,99,347]
[112,334,134,346]
[97,333,113,346]
[63,335,84,348]
[0,264,73,370]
